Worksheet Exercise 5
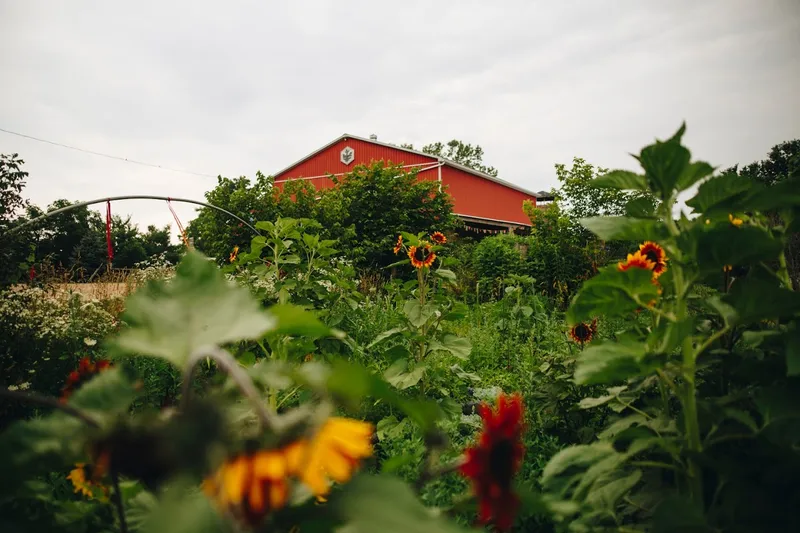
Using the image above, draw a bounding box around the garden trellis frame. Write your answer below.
[2,194,263,238]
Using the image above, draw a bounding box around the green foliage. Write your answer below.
[417,139,499,177]
[321,162,457,269]
[540,124,800,532]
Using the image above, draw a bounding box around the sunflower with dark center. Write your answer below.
[61,357,112,402]
[430,231,447,245]
[203,448,292,527]
[638,241,668,277]
[67,450,110,500]
[393,235,403,255]
[460,392,525,532]
[408,242,436,269]
[569,321,595,344]
[617,250,656,273]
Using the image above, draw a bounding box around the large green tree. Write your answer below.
[554,157,656,220]
[186,171,279,262]
[320,162,456,269]
[0,154,31,284]
[400,139,499,177]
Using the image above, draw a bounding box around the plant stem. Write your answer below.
[414,456,466,490]
[110,468,128,533]
[0,388,100,428]
[181,347,278,432]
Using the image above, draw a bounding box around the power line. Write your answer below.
[0,126,218,178]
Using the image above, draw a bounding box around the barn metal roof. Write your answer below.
[273,133,546,199]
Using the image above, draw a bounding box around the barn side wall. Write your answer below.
[440,166,535,225]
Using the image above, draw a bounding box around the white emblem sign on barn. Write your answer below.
[340,146,355,165]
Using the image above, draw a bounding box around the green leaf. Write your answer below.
[428,334,472,360]
[367,327,404,349]
[383,344,412,363]
[787,324,800,377]
[326,361,443,431]
[267,303,339,339]
[653,495,710,533]
[434,268,456,281]
[637,123,691,198]
[443,302,469,321]
[724,278,800,324]
[580,216,667,242]
[331,474,470,533]
[376,415,410,441]
[747,176,800,211]
[136,482,225,533]
[541,442,617,494]
[625,197,656,218]
[585,469,642,510]
[591,170,648,191]
[450,364,481,382]
[113,250,276,367]
[578,394,616,410]
[384,359,427,390]
[676,161,716,192]
[567,266,661,324]
[574,341,657,385]
[685,172,753,214]
[67,367,138,422]
[403,299,436,328]
[695,225,783,272]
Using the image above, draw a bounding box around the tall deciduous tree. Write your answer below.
[401,140,499,177]
[554,157,656,220]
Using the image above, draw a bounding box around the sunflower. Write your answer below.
[430,231,447,245]
[230,245,240,263]
[203,448,292,527]
[393,235,403,255]
[67,453,110,500]
[638,242,668,277]
[460,392,525,532]
[61,357,112,402]
[286,417,373,497]
[569,322,594,344]
[617,250,656,273]
[729,214,743,226]
[408,243,436,269]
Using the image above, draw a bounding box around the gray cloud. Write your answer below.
[1,0,798,235]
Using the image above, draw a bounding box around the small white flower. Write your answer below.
[7,385,19,391]
[19,382,31,390]
[83,337,97,346]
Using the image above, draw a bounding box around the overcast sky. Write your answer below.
[1,0,798,238]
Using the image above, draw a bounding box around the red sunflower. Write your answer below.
[393,235,403,255]
[638,241,668,277]
[569,321,594,344]
[61,357,112,402]
[617,250,656,273]
[460,392,525,532]
[430,231,447,245]
[408,243,436,269]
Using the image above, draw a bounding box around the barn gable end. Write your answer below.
[273,134,539,231]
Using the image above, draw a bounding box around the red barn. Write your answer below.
[272,134,552,234]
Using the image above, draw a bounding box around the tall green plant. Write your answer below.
[540,124,800,532]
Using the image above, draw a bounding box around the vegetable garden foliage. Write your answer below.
[1,124,798,533]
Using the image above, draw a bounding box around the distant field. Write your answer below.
[11,282,135,300]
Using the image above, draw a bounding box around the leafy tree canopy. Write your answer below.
[400,139,499,177]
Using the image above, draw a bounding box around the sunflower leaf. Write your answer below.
[111,250,277,368]
[330,474,471,533]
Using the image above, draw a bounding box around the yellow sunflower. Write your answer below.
[67,460,109,500]
[229,245,240,263]
[408,243,436,269]
[430,231,447,245]
[203,449,291,527]
[393,235,403,255]
[617,250,656,273]
[286,417,373,497]
[638,241,668,277]
[729,214,743,226]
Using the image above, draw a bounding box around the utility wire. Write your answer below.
[0,126,217,178]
